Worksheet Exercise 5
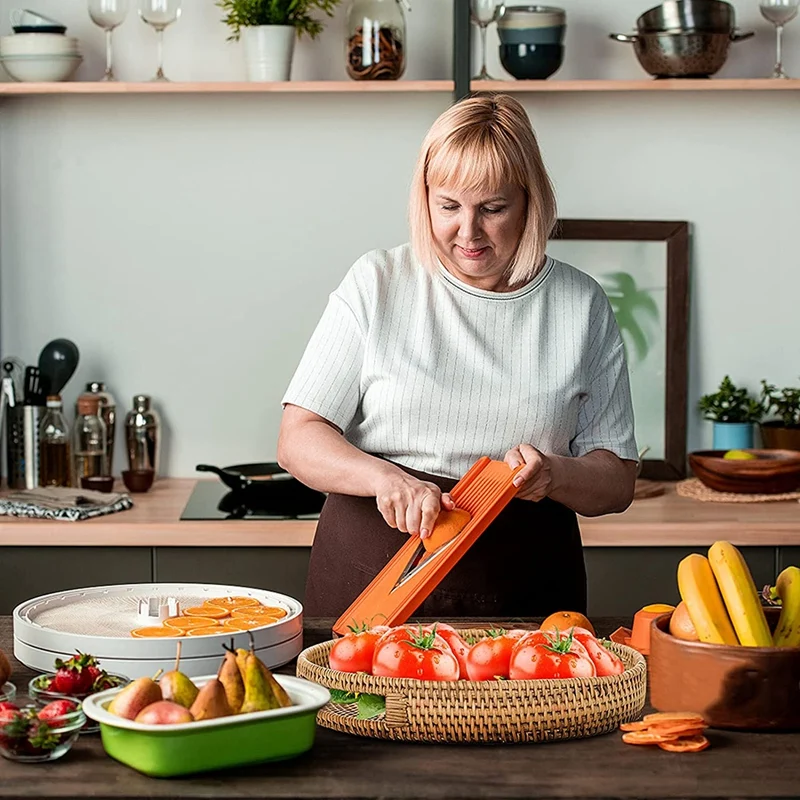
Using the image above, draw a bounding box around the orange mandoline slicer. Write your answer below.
[332,457,524,636]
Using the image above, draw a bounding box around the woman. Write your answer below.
[278,93,638,619]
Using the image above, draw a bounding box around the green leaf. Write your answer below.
[329,689,358,704]
[356,694,386,719]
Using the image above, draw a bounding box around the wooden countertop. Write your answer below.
[0,478,798,548]
[2,615,799,800]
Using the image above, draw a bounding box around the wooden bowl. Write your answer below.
[649,609,800,730]
[688,449,800,494]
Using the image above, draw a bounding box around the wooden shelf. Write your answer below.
[473,78,800,92]
[0,479,798,547]
[0,80,454,95]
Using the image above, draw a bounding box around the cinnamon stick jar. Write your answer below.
[346,0,410,81]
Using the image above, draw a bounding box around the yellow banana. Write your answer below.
[773,566,800,647]
[707,541,772,647]
[677,553,738,646]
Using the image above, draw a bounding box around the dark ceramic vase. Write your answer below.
[499,43,563,80]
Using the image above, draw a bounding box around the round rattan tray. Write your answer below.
[296,630,647,743]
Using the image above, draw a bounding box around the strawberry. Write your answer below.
[51,652,100,695]
[37,700,78,728]
[0,701,18,714]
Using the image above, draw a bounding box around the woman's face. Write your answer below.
[428,182,527,292]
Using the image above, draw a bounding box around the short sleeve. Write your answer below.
[281,294,365,433]
[570,301,639,462]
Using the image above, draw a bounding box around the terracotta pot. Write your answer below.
[760,422,800,452]
[649,609,800,731]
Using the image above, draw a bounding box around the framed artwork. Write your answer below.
[547,220,690,480]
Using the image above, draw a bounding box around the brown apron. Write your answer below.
[303,462,587,619]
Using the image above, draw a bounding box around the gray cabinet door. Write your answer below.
[0,547,152,615]
[154,548,311,603]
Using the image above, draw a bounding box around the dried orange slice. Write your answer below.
[205,596,260,611]
[231,607,279,620]
[622,730,678,745]
[222,617,274,631]
[657,735,710,753]
[184,604,229,619]
[186,626,223,637]
[163,616,220,630]
[258,606,287,619]
[619,721,651,732]
[131,626,184,638]
[643,712,705,725]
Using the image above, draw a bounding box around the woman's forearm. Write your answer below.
[547,450,637,517]
[277,413,400,496]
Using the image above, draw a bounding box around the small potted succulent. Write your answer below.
[698,375,765,450]
[759,379,800,451]
[217,0,341,81]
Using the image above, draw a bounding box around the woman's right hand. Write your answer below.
[372,468,455,540]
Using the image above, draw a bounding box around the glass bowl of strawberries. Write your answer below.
[28,652,128,735]
[0,699,85,763]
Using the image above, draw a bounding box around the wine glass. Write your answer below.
[88,0,129,82]
[759,0,800,78]
[471,0,505,81]
[139,0,182,82]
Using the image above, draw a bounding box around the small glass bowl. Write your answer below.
[0,682,17,705]
[0,703,85,763]
[28,673,129,735]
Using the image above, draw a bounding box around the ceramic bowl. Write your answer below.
[0,34,80,57]
[80,475,115,494]
[122,469,155,493]
[0,53,82,82]
[649,609,800,730]
[629,604,676,655]
[499,43,563,80]
[688,449,800,494]
[498,24,565,45]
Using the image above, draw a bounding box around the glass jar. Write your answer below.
[72,395,108,485]
[39,395,71,488]
[346,0,410,81]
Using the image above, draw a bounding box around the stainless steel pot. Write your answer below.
[637,0,735,33]
[610,29,753,78]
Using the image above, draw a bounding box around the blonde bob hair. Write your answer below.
[409,93,557,287]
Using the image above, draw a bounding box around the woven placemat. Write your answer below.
[677,478,800,503]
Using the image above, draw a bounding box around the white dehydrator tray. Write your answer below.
[13,583,304,680]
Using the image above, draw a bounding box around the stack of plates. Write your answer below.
[0,32,83,82]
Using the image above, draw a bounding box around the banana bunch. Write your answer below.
[677,542,800,648]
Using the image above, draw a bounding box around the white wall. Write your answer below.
[1,1,799,476]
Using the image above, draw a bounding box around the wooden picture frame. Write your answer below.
[548,219,690,480]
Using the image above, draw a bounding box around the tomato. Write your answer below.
[372,628,459,681]
[509,629,596,680]
[428,624,470,678]
[329,624,390,674]
[465,630,520,681]
[570,631,624,677]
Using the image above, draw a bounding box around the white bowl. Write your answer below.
[0,54,82,82]
[0,34,81,56]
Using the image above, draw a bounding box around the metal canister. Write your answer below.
[6,405,43,489]
[79,382,117,475]
[124,395,161,475]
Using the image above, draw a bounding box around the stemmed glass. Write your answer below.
[88,0,129,82]
[471,1,505,80]
[759,0,800,78]
[139,0,182,82]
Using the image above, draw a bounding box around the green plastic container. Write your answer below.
[83,674,330,778]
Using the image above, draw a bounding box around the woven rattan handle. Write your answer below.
[384,694,410,727]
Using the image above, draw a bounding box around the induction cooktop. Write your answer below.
[180,479,324,521]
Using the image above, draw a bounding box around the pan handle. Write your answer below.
[196,464,250,492]
[609,32,638,43]
[730,30,754,42]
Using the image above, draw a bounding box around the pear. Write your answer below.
[256,658,293,709]
[189,678,233,721]
[239,652,281,714]
[134,700,194,725]
[218,647,245,713]
[159,642,199,709]
[108,672,163,721]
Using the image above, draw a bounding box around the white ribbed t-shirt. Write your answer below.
[282,243,638,480]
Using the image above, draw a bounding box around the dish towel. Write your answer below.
[0,487,133,521]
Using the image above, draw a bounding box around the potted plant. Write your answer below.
[217,0,341,82]
[759,379,800,451]
[698,375,765,450]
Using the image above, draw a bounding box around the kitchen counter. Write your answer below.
[1,615,799,800]
[0,478,799,547]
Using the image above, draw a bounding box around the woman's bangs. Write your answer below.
[426,130,519,196]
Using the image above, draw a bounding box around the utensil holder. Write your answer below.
[6,405,43,489]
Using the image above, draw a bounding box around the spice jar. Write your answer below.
[346,0,410,81]
[72,395,108,486]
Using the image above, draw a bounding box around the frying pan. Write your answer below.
[195,462,326,516]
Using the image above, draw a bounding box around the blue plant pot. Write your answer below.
[712,422,754,450]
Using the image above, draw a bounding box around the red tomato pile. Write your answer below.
[329,622,625,681]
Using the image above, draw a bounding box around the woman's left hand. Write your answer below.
[504,443,553,501]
